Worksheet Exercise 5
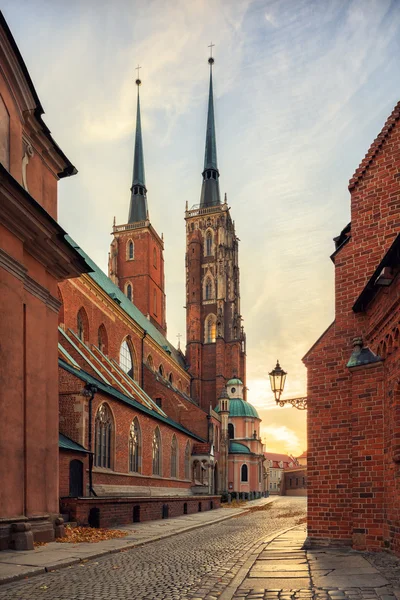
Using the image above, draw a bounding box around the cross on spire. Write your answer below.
[136,64,141,78]
[208,42,215,58]
[135,64,142,86]
[177,333,182,350]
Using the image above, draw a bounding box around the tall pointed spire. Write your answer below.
[128,71,149,223]
[200,49,221,208]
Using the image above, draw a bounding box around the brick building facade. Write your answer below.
[0,15,260,546]
[0,12,88,549]
[304,100,400,554]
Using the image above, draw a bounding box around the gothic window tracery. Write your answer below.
[94,404,113,469]
[185,441,191,479]
[171,435,178,478]
[129,418,141,473]
[152,427,162,476]
[205,314,216,343]
[206,231,213,256]
[205,277,212,300]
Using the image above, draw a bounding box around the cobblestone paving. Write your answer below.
[0,497,306,600]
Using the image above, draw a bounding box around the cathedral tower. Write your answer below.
[109,75,166,336]
[185,54,246,411]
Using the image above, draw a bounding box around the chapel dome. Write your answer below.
[215,398,259,419]
[226,377,243,386]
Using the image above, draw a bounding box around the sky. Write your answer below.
[4,0,400,455]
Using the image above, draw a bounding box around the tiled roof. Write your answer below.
[64,235,187,371]
[59,358,205,442]
[349,100,400,191]
[59,433,89,454]
[229,441,251,454]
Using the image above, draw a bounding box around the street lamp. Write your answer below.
[269,360,307,410]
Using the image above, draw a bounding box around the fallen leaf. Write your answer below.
[56,525,128,544]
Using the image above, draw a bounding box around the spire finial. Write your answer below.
[208,42,215,65]
[135,64,142,86]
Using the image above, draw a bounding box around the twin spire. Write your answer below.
[127,51,221,224]
[128,75,148,224]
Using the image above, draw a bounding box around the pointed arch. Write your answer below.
[158,364,164,377]
[185,441,191,480]
[77,307,89,342]
[152,427,162,476]
[129,418,141,473]
[205,229,213,256]
[168,372,174,385]
[171,434,178,478]
[98,324,108,354]
[204,276,213,300]
[120,337,136,380]
[94,403,114,469]
[147,354,154,370]
[127,239,134,260]
[205,313,216,343]
[124,281,133,301]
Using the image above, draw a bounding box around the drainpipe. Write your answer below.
[82,383,98,497]
[141,330,147,388]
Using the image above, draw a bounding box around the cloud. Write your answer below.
[261,424,303,456]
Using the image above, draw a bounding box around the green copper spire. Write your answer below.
[128,73,149,223]
[200,52,221,208]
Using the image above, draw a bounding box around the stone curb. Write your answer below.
[0,501,274,586]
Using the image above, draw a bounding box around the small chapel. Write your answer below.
[0,13,266,550]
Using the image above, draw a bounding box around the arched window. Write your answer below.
[152,428,162,476]
[169,372,173,385]
[147,354,154,370]
[241,464,248,482]
[205,277,212,300]
[178,379,182,391]
[153,248,157,268]
[228,423,234,439]
[158,364,164,377]
[171,435,178,478]
[120,338,134,379]
[206,231,213,256]
[129,418,141,473]
[98,324,108,354]
[127,240,134,260]
[205,315,216,343]
[94,404,113,469]
[126,283,132,301]
[77,307,89,342]
[185,441,191,479]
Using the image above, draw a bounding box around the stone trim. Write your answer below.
[0,247,27,281]
[0,248,60,312]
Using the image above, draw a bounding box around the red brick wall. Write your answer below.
[111,226,166,336]
[61,495,221,528]
[59,451,88,498]
[304,106,400,553]
[59,369,198,492]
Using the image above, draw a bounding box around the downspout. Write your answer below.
[141,330,147,388]
[83,383,98,497]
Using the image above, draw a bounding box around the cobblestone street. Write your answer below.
[0,497,306,600]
